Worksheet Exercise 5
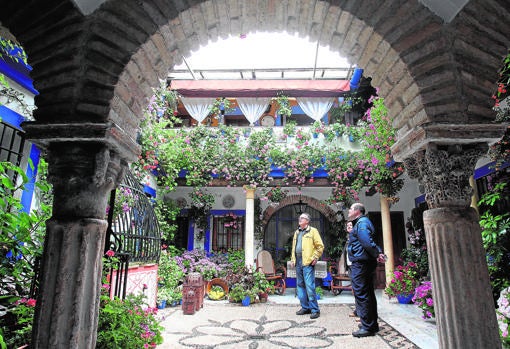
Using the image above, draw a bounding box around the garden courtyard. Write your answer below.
[1,1,510,349]
[157,289,438,349]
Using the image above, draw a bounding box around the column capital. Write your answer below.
[243,185,256,199]
[392,123,505,161]
[403,143,487,209]
[46,142,127,218]
[22,121,140,163]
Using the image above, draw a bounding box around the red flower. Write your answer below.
[105,250,115,257]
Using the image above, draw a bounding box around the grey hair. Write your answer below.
[352,203,366,215]
[299,213,311,221]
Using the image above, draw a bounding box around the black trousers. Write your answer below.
[350,259,379,332]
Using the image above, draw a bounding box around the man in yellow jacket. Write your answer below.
[289,212,324,319]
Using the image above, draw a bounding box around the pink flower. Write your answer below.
[105,250,115,257]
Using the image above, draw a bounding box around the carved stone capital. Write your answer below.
[392,123,505,161]
[22,121,140,163]
[403,143,487,208]
[46,142,127,218]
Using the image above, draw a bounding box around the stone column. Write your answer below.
[29,142,127,348]
[244,185,255,269]
[404,144,500,348]
[469,175,479,214]
[380,195,394,283]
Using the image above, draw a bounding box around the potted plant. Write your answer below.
[312,120,326,137]
[294,127,311,147]
[315,286,324,300]
[323,126,336,142]
[97,294,164,348]
[252,270,274,302]
[158,252,185,292]
[208,285,226,300]
[157,287,171,308]
[331,122,346,137]
[413,281,435,319]
[168,288,182,307]
[228,284,256,304]
[283,120,297,138]
[188,188,215,236]
[275,93,292,122]
[384,262,419,304]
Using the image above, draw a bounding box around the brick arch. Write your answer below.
[1,0,509,162]
[262,194,338,225]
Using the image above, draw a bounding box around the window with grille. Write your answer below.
[0,120,28,189]
[212,212,244,252]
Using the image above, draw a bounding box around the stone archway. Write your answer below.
[2,1,509,347]
[262,194,338,225]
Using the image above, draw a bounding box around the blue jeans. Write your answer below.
[296,258,319,314]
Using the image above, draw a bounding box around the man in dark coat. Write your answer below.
[347,203,386,337]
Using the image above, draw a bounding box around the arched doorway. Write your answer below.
[263,205,332,265]
[262,194,342,267]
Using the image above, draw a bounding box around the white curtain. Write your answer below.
[180,97,215,124]
[236,97,271,126]
[296,97,335,121]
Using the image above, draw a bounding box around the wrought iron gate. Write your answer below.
[105,169,161,299]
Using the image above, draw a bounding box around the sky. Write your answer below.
[174,32,352,71]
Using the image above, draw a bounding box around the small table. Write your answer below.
[286,261,328,279]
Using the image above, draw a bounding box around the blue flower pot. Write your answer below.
[241,296,251,306]
[157,300,167,309]
[397,294,414,304]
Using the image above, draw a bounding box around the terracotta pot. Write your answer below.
[207,278,229,295]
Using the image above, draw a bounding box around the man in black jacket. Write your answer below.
[347,203,386,337]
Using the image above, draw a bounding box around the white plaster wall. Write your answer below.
[164,176,422,253]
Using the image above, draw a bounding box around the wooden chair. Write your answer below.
[256,250,286,295]
[330,248,353,295]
